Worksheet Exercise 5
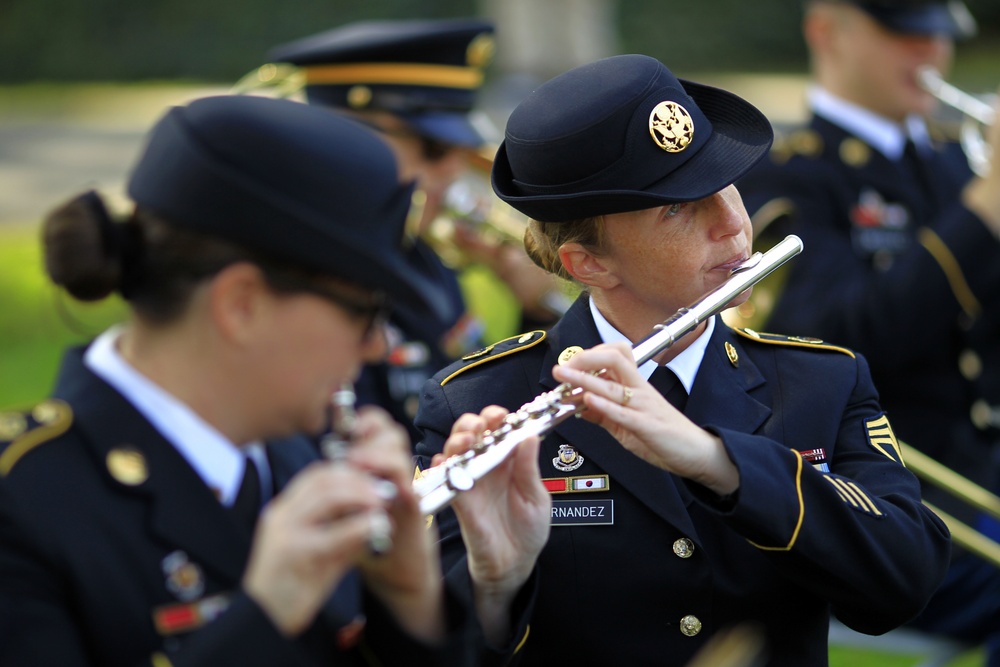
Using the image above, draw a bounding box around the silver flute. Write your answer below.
[414,234,804,516]
[321,384,395,555]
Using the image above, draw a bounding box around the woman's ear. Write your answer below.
[558,242,620,290]
[208,262,271,344]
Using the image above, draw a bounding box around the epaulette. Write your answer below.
[769,128,823,165]
[734,328,855,358]
[0,399,73,476]
[440,330,547,386]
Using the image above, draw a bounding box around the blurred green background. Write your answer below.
[0,3,997,660]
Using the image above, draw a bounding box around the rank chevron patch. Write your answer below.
[865,414,904,464]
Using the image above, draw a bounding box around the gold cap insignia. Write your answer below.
[107,446,149,486]
[466,33,495,69]
[649,101,695,153]
[839,138,871,167]
[346,85,372,109]
[725,341,739,367]
[558,346,584,365]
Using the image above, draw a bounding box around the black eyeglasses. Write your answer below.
[264,270,390,341]
[312,287,389,342]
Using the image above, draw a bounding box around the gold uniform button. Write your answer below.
[107,447,149,486]
[959,349,983,381]
[679,615,702,637]
[673,538,695,559]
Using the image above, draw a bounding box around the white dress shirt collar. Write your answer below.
[588,298,712,394]
[808,85,932,160]
[84,326,266,506]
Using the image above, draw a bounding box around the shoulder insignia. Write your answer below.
[864,414,903,464]
[770,128,823,165]
[0,399,73,476]
[734,328,856,358]
[839,137,871,168]
[442,330,547,386]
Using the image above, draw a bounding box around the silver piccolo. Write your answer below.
[414,234,804,516]
[321,384,395,555]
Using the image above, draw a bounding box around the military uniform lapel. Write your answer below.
[56,350,251,582]
[266,436,320,492]
[685,325,770,435]
[541,301,700,539]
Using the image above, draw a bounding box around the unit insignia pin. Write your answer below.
[162,550,205,602]
[553,444,584,472]
[725,341,739,367]
[558,346,584,365]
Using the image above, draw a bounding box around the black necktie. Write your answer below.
[901,138,937,212]
[230,459,260,534]
[648,366,688,412]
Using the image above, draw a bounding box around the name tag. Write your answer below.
[551,499,614,526]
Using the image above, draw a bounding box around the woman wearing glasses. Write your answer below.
[265,18,569,443]
[0,95,475,666]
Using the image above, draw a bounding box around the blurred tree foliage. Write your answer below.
[3,0,998,83]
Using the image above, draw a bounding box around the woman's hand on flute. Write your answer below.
[435,406,551,645]
[552,343,739,496]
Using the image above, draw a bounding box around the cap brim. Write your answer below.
[401,111,484,147]
[492,81,773,222]
[860,3,975,38]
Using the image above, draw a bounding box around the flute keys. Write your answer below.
[367,509,393,556]
[446,465,475,492]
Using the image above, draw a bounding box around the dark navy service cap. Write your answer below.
[492,54,773,223]
[823,0,976,38]
[127,95,449,321]
[269,18,495,147]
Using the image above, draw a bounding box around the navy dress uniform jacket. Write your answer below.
[414,296,951,667]
[0,345,475,667]
[737,114,1000,526]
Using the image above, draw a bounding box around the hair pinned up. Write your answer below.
[43,191,135,302]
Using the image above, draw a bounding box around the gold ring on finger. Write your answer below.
[621,385,633,406]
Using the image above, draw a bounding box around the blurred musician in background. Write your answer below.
[260,18,568,443]
[0,95,476,666]
[736,0,1000,659]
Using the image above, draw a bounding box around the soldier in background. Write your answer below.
[736,0,1000,660]
[259,18,567,442]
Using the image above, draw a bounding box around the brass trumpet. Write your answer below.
[900,441,1000,569]
[917,66,996,177]
[423,146,533,269]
